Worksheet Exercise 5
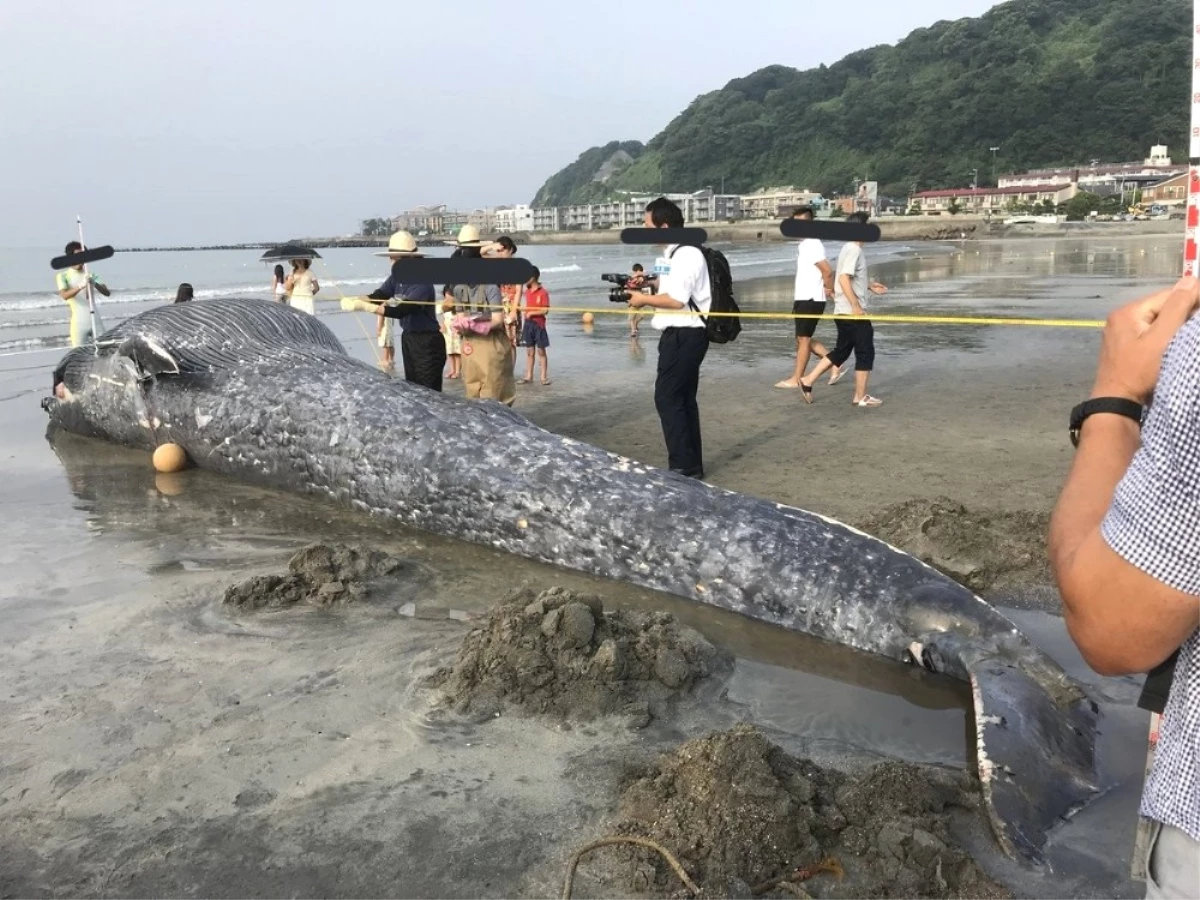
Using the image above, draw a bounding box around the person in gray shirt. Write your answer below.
[1050,276,1200,900]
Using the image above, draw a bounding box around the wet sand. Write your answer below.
[0,236,1183,898]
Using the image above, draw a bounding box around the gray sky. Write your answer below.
[0,0,1000,247]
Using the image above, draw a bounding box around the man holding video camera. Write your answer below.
[1049,276,1200,899]
[625,197,711,480]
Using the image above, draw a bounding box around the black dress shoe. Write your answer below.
[670,466,705,479]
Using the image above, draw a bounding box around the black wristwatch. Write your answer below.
[1069,397,1144,447]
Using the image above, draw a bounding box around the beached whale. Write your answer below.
[42,298,1099,865]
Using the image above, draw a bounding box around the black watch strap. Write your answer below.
[1069,397,1144,447]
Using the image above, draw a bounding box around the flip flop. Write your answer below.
[518,378,532,384]
[852,395,882,407]
[801,384,814,404]
[828,367,847,386]
[541,380,552,386]
[774,380,800,389]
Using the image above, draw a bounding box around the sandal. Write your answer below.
[828,367,847,386]
[518,378,532,384]
[800,383,814,405]
[774,380,800,389]
[541,379,552,386]
[852,395,882,407]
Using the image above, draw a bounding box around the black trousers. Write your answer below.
[655,327,709,472]
[827,318,875,371]
[401,331,447,392]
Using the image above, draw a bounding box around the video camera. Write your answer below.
[601,272,656,304]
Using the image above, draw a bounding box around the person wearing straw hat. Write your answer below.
[442,224,515,405]
[342,231,446,391]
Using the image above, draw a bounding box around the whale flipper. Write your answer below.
[969,662,1100,864]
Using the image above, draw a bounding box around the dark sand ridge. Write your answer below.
[0,238,1180,898]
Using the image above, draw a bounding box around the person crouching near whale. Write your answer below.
[444,225,516,406]
[342,231,447,391]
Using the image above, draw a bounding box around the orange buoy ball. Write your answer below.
[582,312,595,325]
[153,443,188,473]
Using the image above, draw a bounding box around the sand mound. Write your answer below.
[576,724,1007,900]
[429,587,727,725]
[223,543,405,610]
[855,498,1049,593]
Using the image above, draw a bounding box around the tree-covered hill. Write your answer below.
[532,0,1189,205]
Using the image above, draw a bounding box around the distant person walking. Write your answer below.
[285,258,319,315]
[271,264,288,303]
[174,283,194,303]
[55,240,111,347]
[775,206,843,389]
[799,212,889,407]
[627,263,649,336]
[519,266,551,385]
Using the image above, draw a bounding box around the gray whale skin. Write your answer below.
[43,298,1100,865]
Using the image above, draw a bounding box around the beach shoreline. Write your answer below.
[112,216,1184,253]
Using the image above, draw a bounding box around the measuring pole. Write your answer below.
[1131,4,1200,881]
[1186,4,1200,275]
[76,215,102,352]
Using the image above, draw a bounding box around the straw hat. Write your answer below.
[374,230,425,257]
[444,223,488,248]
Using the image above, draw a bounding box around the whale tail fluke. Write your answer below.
[967,660,1101,865]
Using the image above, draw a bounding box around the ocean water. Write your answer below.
[0,241,923,356]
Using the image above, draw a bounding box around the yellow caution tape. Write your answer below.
[334,295,1106,329]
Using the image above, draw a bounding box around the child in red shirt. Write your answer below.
[519,267,551,385]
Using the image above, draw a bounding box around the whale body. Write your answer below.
[43,298,1100,863]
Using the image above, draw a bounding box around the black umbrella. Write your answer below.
[260,243,322,262]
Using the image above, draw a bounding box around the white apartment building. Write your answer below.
[740,186,822,220]
[494,205,534,233]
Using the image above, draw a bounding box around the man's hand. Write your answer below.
[1091,276,1200,404]
[869,282,888,295]
[627,291,650,309]
[340,296,378,313]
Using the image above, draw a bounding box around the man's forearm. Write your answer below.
[1048,416,1141,588]
[638,293,685,311]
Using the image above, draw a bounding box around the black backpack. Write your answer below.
[669,245,741,344]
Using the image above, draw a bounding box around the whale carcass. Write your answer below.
[42,298,1100,863]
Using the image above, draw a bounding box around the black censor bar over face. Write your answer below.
[390,258,538,284]
[620,227,708,246]
[51,245,115,270]
[779,219,881,242]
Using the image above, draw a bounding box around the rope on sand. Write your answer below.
[561,836,700,899]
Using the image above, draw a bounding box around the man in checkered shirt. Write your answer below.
[1051,277,1200,899]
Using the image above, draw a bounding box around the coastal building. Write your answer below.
[909,183,1078,214]
[527,188,742,232]
[494,204,534,233]
[466,207,498,234]
[740,186,821,220]
[532,206,562,231]
[1142,172,1189,205]
[998,146,1184,196]
[393,204,450,234]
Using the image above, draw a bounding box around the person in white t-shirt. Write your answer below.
[775,206,843,390]
[800,212,889,407]
[626,197,712,480]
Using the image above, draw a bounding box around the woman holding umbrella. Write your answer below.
[285,259,319,315]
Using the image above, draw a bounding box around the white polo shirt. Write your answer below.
[651,244,711,330]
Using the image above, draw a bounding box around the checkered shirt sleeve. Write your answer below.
[1102,318,1200,593]
[1100,313,1200,842]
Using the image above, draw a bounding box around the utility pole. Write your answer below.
[990,146,1000,185]
[971,168,979,190]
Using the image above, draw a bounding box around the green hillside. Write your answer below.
[531,0,1190,206]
